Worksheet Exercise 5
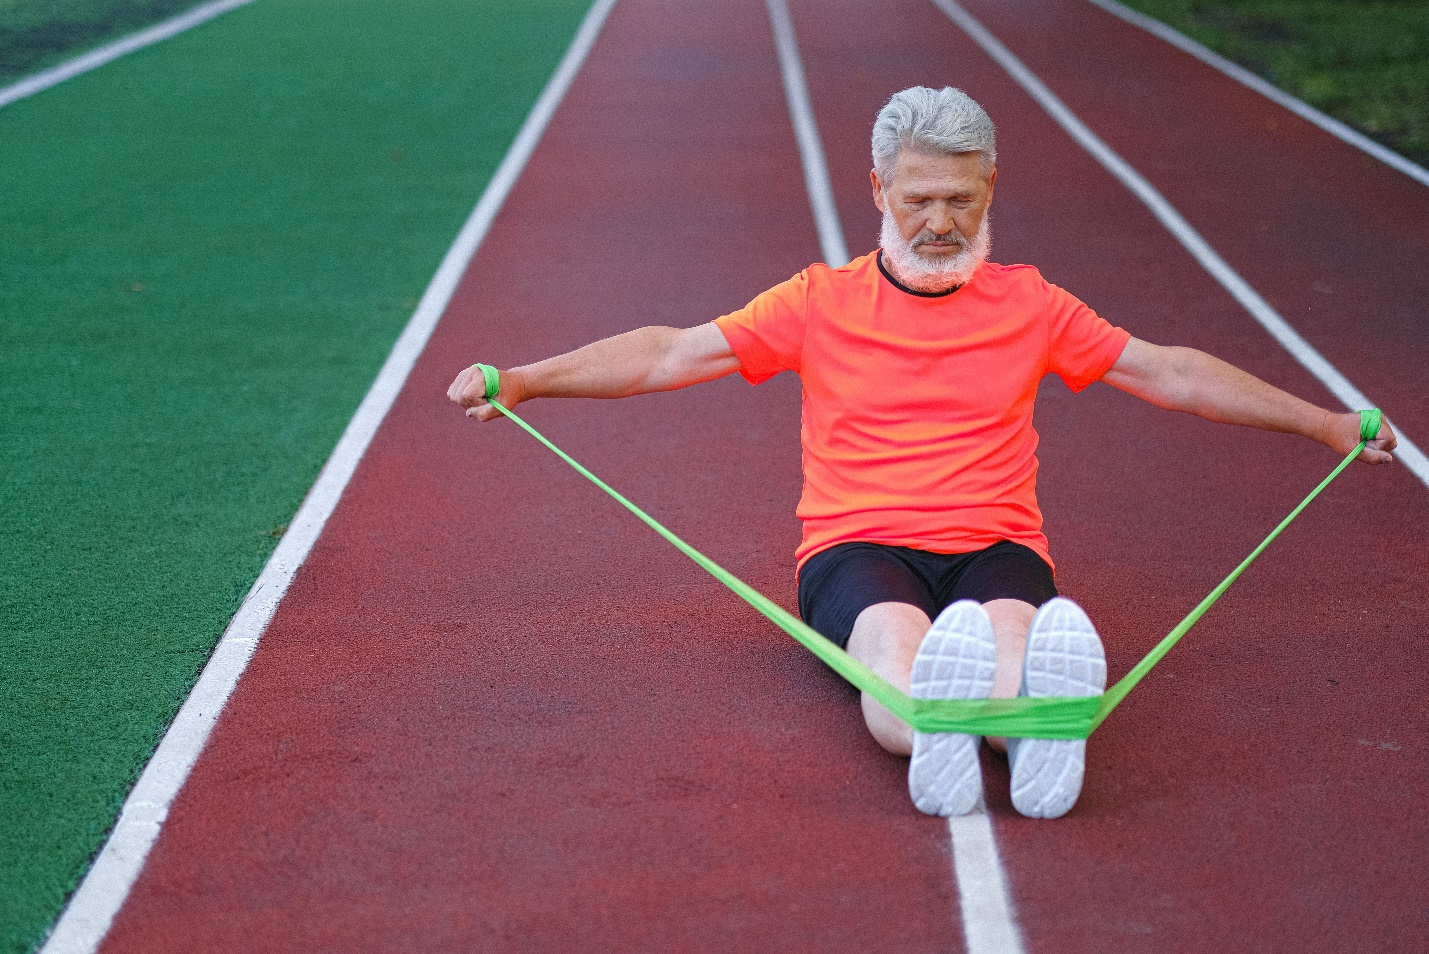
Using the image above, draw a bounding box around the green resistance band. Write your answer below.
[471,364,1379,739]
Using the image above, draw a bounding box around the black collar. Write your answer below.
[877,250,962,297]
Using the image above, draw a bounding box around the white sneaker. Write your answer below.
[908,600,997,816]
[1008,597,1107,819]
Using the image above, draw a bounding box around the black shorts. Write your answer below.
[797,540,1057,649]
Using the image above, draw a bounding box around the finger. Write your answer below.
[458,378,493,409]
[448,366,474,403]
[467,402,504,423]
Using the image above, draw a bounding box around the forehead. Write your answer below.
[888,148,991,194]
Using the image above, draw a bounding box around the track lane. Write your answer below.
[789,0,1428,950]
[98,0,974,950]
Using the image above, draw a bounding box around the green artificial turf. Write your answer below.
[0,0,212,84]
[0,0,592,949]
[1117,0,1429,167]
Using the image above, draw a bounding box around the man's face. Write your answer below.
[871,148,996,265]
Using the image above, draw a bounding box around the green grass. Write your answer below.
[0,0,591,950]
[1117,0,1429,167]
[0,0,213,84]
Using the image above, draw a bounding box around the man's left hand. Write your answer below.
[1322,410,1397,464]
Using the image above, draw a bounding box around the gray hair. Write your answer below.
[872,86,996,181]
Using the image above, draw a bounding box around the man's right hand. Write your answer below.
[447,365,524,422]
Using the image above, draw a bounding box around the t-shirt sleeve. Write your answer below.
[713,271,809,385]
[1044,280,1132,393]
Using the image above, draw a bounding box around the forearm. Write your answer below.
[1159,347,1331,442]
[1103,338,1396,463]
[512,326,697,401]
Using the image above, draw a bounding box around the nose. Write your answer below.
[927,202,958,238]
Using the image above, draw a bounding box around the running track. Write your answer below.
[75,0,1428,950]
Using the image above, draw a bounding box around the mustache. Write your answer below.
[912,229,966,248]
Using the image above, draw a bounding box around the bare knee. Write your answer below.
[847,602,929,683]
[983,598,1037,699]
[846,602,930,756]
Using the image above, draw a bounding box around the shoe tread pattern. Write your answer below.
[908,601,996,817]
[1010,598,1107,819]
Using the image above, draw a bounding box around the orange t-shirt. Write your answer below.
[713,250,1130,572]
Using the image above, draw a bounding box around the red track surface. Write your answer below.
[103,0,1427,951]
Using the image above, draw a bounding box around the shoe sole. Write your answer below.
[1010,597,1107,819]
[908,600,997,817]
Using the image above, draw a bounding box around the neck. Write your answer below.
[877,250,963,297]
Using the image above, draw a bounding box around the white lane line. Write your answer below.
[35,0,620,950]
[950,811,1028,954]
[931,0,1429,490]
[762,2,1025,951]
[1084,0,1429,191]
[764,0,850,268]
[0,0,257,111]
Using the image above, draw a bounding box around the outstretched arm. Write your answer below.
[447,322,740,422]
[1101,338,1397,463]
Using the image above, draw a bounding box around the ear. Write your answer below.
[985,165,997,203]
[870,168,886,214]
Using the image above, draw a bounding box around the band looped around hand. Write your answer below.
[1359,408,1382,443]
[472,363,501,400]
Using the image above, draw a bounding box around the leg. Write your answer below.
[985,597,1036,698]
[982,597,1037,754]
[845,601,931,756]
[798,544,940,755]
[846,598,997,818]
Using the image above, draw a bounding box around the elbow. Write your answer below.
[1154,347,1201,412]
[1118,356,1192,414]
[640,326,691,393]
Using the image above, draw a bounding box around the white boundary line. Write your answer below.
[1083,0,1429,190]
[949,811,1028,954]
[36,0,620,950]
[765,0,850,268]
[0,0,257,111]
[931,0,1429,490]
[763,3,1025,952]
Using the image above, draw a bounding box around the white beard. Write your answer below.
[879,210,991,292]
